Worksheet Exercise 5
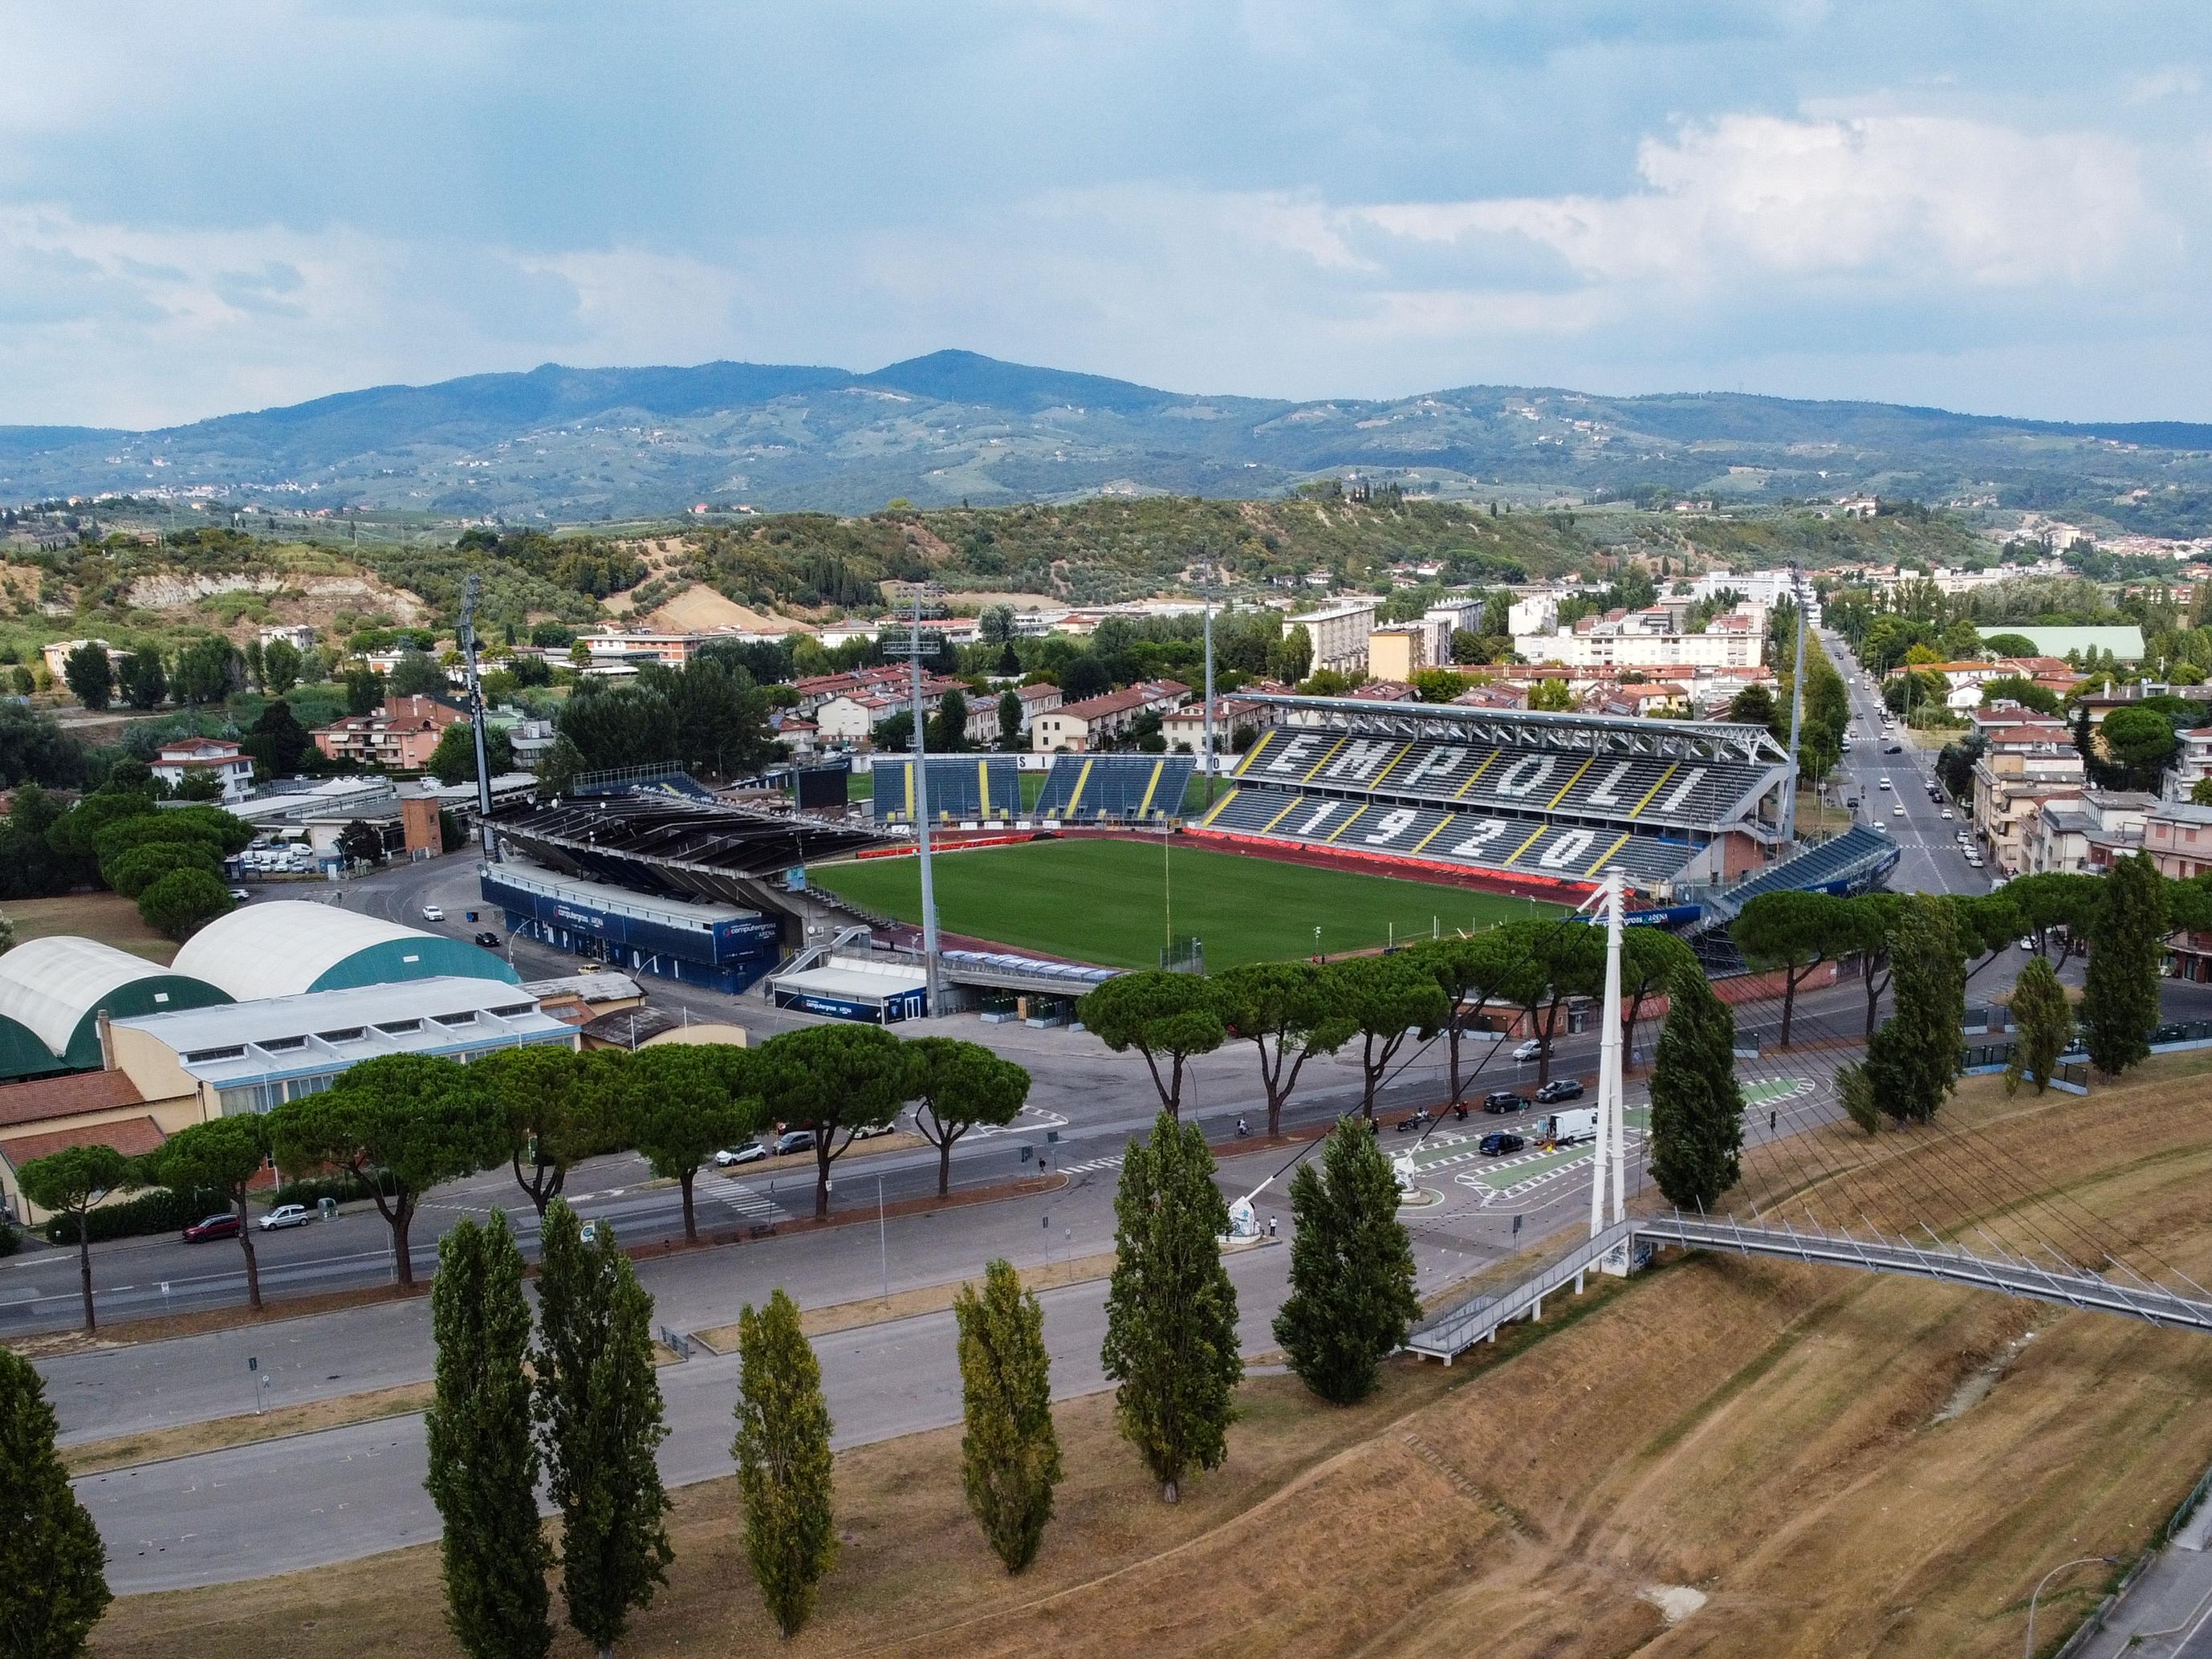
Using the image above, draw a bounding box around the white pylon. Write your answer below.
[1588,866,1629,1264]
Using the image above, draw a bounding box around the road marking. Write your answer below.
[719,1183,787,1222]
[1058,1155,1124,1176]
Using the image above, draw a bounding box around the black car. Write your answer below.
[1884,743,1904,754]
[473,931,502,948]
[1534,1078,1584,1104]
[1481,1090,1531,1114]
[1478,1132,1525,1156]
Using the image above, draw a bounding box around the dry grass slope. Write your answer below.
[90,1061,2212,1659]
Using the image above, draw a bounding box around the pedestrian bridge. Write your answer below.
[1405,1213,2212,1362]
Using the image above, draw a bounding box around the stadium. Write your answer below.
[479,695,1899,1000]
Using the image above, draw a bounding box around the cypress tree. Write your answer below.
[425,1213,551,1659]
[0,1347,111,1659]
[1100,1112,1242,1502]
[1646,966,1746,1211]
[954,1259,1061,1572]
[731,1287,838,1635]
[1272,1118,1419,1405]
[534,1203,673,1659]
[2081,852,2166,1080]
[1864,896,1966,1124]
[2005,954,2076,1096]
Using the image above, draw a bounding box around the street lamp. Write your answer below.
[2023,1555,2115,1658]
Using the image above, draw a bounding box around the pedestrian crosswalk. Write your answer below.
[1057,1154,1124,1177]
[719,1182,787,1221]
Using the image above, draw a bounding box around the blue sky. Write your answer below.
[3,0,2208,428]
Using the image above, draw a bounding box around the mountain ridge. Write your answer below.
[3,350,2207,533]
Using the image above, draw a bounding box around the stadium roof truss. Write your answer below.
[1242,695,1794,836]
[489,795,886,906]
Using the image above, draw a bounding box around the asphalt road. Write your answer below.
[1824,627,1988,898]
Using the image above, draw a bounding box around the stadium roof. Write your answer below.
[489,794,884,905]
[172,900,518,1002]
[1246,693,1791,766]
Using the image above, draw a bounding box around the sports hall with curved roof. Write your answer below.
[0,937,232,1081]
[171,900,519,1002]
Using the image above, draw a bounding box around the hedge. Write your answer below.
[44,1185,232,1246]
[0,1222,19,1258]
[270,1170,397,1210]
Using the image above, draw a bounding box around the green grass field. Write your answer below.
[810,837,1555,969]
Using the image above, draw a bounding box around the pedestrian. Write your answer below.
[1267,1215,1278,1238]
[1769,1109,1777,1132]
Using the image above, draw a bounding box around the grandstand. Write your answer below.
[489,795,883,909]
[1191,695,1795,904]
[1033,754,1193,823]
[871,757,1026,824]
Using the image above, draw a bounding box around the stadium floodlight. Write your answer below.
[458,571,496,860]
[882,590,942,1010]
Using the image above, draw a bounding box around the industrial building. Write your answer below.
[482,864,784,994]
[0,937,232,1082]
[172,901,520,1001]
[768,954,930,1023]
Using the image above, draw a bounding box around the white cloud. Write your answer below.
[1354,113,2164,288]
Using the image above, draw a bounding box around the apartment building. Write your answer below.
[150,738,255,803]
[2145,801,2212,982]
[1969,710,2087,876]
[1289,600,1376,673]
[313,695,467,771]
[2025,790,2154,876]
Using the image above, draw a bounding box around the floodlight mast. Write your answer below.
[460,572,496,860]
[1587,866,1627,1257]
[899,588,941,1013]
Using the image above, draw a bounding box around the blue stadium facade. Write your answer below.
[481,864,784,994]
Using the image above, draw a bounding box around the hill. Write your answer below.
[3,351,2207,533]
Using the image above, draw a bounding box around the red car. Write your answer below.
[182,1212,241,1242]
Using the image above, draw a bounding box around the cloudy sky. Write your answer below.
[5,1,2208,429]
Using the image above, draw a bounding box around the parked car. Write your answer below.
[258,1203,313,1231]
[1511,1039,1548,1063]
[182,1212,240,1242]
[1535,1078,1584,1104]
[228,887,251,901]
[472,931,502,948]
[848,1119,900,1140]
[1478,1132,1526,1157]
[714,1143,769,1168]
[421,905,445,922]
[772,1129,816,1157]
[1481,1090,1531,1114]
[1940,808,1954,819]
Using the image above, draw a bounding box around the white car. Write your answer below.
[1966,854,1985,868]
[1511,1039,1549,1063]
[1893,805,1905,817]
[258,1203,312,1231]
[714,1143,768,1168]
[1877,779,1892,791]
[1940,808,1954,819]
[849,1119,900,1140]
[421,905,445,922]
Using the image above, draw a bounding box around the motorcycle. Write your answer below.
[1396,1109,1432,1133]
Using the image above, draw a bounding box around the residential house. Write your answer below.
[2171,727,2212,803]
[814,677,955,747]
[39,638,109,680]
[150,738,255,803]
[1160,696,1277,754]
[255,623,317,653]
[1028,680,1189,754]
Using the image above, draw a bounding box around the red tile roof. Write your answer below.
[0,1070,146,1131]
[0,1114,166,1168]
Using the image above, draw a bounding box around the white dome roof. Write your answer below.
[0,936,189,1055]
[171,901,437,1002]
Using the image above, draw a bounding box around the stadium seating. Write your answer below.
[1034,754,1194,822]
[871,757,1025,823]
[1233,731,1767,828]
[1200,785,1698,885]
[1710,823,1900,909]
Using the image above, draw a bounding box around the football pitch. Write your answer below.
[809,836,1557,969]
